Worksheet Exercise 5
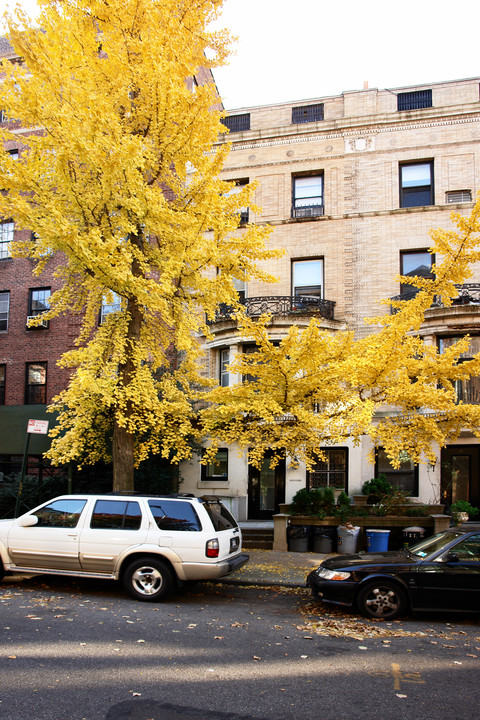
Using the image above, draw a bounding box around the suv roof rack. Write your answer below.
[107,492,196,499]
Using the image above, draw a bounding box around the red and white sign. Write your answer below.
[27,419,49,435]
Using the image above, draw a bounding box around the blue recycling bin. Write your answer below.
[366,529,390,552]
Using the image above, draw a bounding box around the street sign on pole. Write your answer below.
[27,419,49,435]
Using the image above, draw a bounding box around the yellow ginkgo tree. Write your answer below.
[0,0,276,490]
[201,197,480,472]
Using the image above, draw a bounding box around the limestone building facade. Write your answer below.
[180,78,480,519]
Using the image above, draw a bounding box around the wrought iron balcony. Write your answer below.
[209,295,335,324]
[390,284,480,313]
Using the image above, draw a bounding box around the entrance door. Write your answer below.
[441,445,480,507]
[248,453,285,519]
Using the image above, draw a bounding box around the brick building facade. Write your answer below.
[179,78,480,519]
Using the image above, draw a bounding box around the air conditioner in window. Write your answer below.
[26,315,49,329]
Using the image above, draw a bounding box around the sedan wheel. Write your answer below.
[357,580,407,620]
[123,557,174,602]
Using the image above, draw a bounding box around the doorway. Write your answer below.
[248,452,285,519]
[441,445,480,507]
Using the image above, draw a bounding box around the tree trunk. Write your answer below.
[111,233,144,493]
[112,420,135,492]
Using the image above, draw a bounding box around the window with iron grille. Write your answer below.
[292,174,324,218]
[397,89,432,111]
[221,113,250,133]
[292,103,324,124]
[400,161,434,208]
[0,364,5,405]
[25,362,47,404]
[446,190,472,203]
[307,448,348,489]
[0,221,14,259]
[0,291,9,332]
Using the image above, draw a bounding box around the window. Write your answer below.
[0,221,14,259]
[0,365,5,404]
[292,258,323,297]
[221,113,250,133]
[25,362,47,404]
[29,288,51,316]
[438,336,480,404]
[201,448,228,481]
[220,348,230,387]
[375,447,418,496]
[0,291,9,331]
[292,103,324,124]
[91,500,142,530]
[400,161,434,208]
[397,89,432,111]
[33,499,87,528]
[292,175,324,218]
[100,292,122,323]
[227,178,249,224]
[400,250,434,297]
[447,534,480,561]
[148,499,201,531]
[307,448,348,490]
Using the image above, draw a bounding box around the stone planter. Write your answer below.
[452,511,469,525]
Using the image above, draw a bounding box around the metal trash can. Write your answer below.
[366,529,390,552]
[403,526,425,548]
[287,525,310,552]
[336,525,360,554]
[313,526,335,554]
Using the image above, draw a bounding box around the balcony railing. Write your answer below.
[209,295,335,324]
[390,284,480,313]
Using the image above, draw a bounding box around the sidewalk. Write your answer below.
[218,548,331,588]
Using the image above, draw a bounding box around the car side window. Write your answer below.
[33,499,87,528]
[90,500,142,530]
[148,499,201,531]
[451,534,480,560]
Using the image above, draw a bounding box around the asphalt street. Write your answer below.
[1,570,479,720]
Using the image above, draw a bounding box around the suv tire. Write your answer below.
[123,557,175,602]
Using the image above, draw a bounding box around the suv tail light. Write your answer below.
[206,538,219,558]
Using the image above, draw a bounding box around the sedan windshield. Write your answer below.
[408,530,463,558]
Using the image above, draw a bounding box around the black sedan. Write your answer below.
[306,524,480,620]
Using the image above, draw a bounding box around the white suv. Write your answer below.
[0,493,249,601]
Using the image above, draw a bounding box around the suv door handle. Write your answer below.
[67,533,78,538]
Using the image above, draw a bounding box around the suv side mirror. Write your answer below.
[18,515,38,528]
[445,551,459,563]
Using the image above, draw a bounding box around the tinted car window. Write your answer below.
[91,500,142,530]
[202,500,237,531]
[148,499,201,531]
[451,534,480,560]
[409,530,463,558]
[33,499,87,528]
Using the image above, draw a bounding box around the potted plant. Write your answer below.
[361,474,393,504]
[449,500,479,525]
